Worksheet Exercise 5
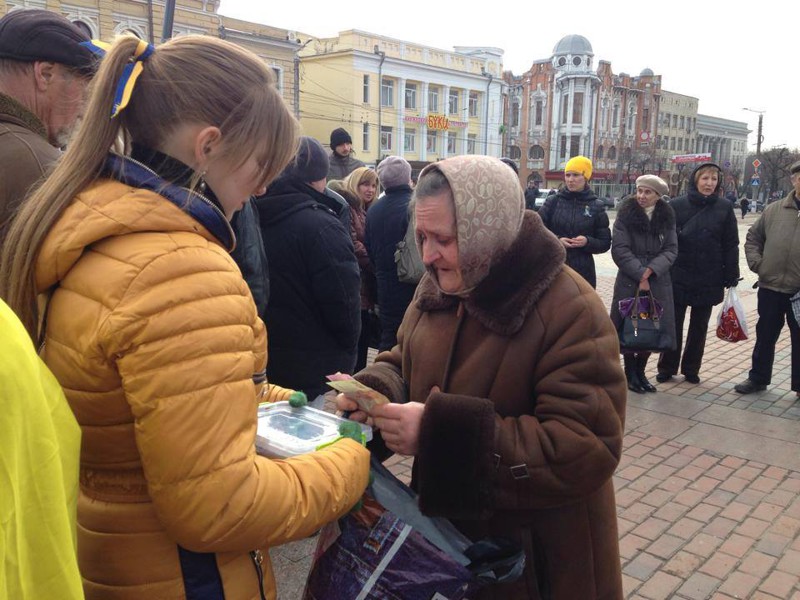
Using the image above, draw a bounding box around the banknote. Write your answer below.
[326,372,389,413]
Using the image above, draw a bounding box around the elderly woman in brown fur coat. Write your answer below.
[337,155,626,599]
[610,175,678,394]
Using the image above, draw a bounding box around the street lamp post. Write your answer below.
[481,67,493,155]
[742,108,765,202]
[374,46,386,163]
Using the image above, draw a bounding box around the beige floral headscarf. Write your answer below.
[417,155,524,296]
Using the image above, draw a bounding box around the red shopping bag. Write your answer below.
[716,287,748,342]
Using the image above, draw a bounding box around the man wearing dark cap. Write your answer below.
[0,8,97,245]
[327,127,365,181]
[365,155,416,351]
[736,161,800,398]
[254,137,361,400]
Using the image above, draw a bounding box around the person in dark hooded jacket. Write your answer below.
[254,137,361,400]
[656,162,739,384]
[538,156,610,288]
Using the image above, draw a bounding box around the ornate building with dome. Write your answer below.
[503,34,665,196]
[502,35,748,198]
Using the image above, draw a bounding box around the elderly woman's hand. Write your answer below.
[571,235,588,247]
[370,401,426,456]
[335,393,369,424]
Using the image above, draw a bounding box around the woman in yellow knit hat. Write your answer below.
[538,156,611,288]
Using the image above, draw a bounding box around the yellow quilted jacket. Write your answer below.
[35,171,370,600]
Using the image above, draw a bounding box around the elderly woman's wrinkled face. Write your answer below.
[695,169,719,196]
[416,191,462,294]
[564,171,586,192]
[636,186,660,209]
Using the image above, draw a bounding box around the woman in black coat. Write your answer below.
[656,162,740,384]
[610,176,677,393]
[539,156,611,288]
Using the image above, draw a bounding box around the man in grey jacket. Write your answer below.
[0,9,96,246]
[327,127,365,181]
[735,160,800,396]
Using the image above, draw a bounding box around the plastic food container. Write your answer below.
[256,402,372,458]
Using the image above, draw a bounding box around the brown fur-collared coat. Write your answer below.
[357,205,626,599]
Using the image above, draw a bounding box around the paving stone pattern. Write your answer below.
[270,210,800,599]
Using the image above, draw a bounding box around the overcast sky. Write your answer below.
[220,0,792,153]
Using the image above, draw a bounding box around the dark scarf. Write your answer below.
[558,186,596,203]
[130,144,224,213]
[616,197,675,235]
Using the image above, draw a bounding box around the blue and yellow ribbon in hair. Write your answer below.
[79,38,155,118]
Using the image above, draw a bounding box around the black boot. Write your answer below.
[623,355,645,393]
[636,353,657,392]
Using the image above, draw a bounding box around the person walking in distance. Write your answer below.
[735,160,800,398]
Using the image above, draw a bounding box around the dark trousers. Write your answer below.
[658,303,713,377]
[748,287,800,390]
[355,310,371,372]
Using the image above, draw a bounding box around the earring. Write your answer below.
[198,170,207,194]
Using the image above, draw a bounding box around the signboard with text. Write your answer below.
[671,153,712,164]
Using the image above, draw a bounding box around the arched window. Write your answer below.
[528,172,542,185]
[508,145,521,160]
[511,101,520,128]
[528,145,544,160]
[596,145,604,159]
[622,147,632,161]
[608,146,617,160]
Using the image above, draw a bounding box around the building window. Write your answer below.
[572,56,582,67]
[642,108,649,128]
[363,75,370,104]
[670,137,676,150]
[600,98,609,129]
[678,138,684,151]
[428,87,439,112]
[529,145,544,160]
[596,145,604,159]
[570,135,580,158]
[623,147,631,161]
[535,99,543,126]
[672,114,678,128]
[663,112,670,127]
[561,94,569,125]
[608,146,617,160]
[448,90,459,114]
[508,146,521,160]
[572,92,584,124]
[468,91,479,117]
[404,129,416,152]
[679,115,685,129]
[405,83,417,110]
[426,130,437,153]
[627,105,635,131]
[612,103,620,128]
[363,123,369,151]
[381,78,394,107]
[559,135,567,159]
[272,67,283,91]
[511,101,520,127]
[467,134,476,154]
[380,126,393,151]
[447,132,457,154]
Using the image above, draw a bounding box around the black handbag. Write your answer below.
[619,289,671,351]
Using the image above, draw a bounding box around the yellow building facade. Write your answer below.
[0,0,301,109]
[298,30,504,167]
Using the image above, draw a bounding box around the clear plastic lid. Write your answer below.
[255,402,372,458]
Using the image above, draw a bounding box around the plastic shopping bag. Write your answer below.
[716,287,748,342]
[303,457,525,600]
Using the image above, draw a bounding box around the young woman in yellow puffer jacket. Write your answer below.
[0,35,369,600]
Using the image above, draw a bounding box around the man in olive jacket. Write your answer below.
[735,160,800,396]
[0,9,96,245]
